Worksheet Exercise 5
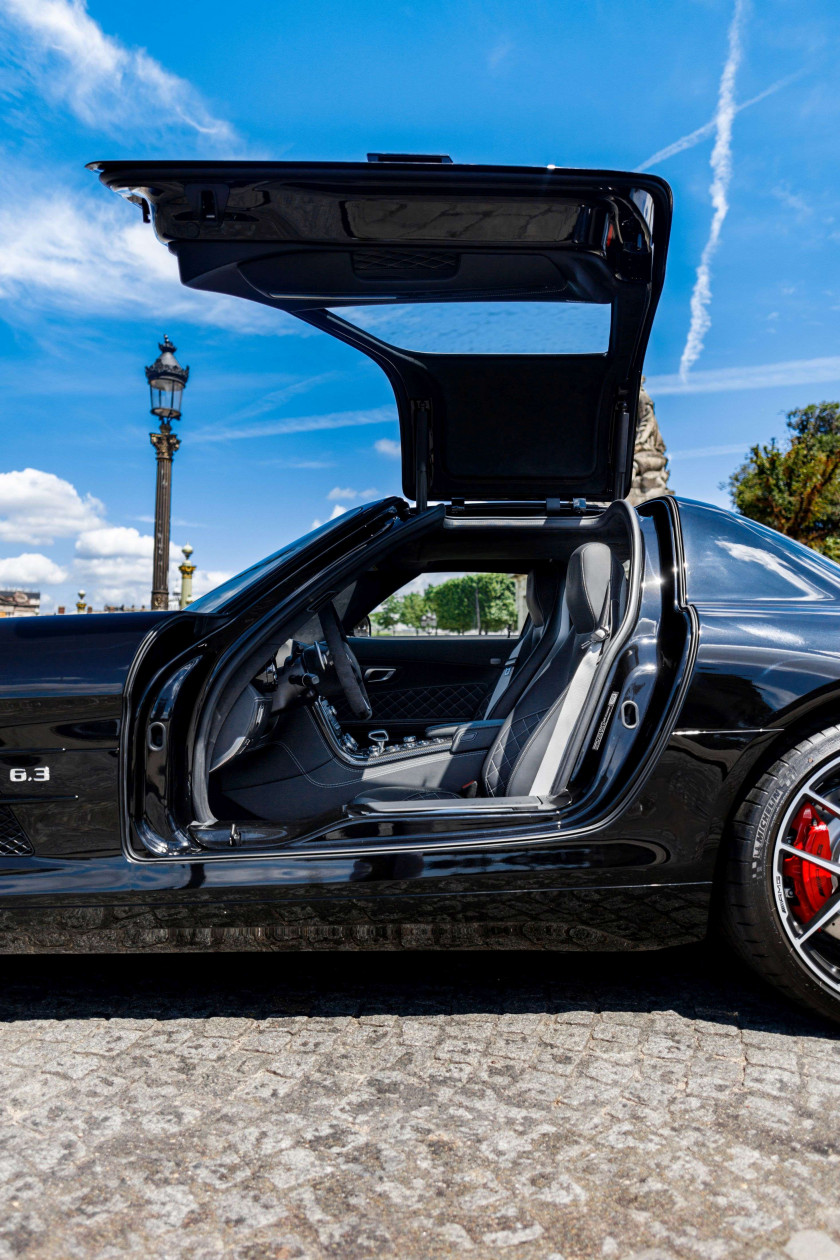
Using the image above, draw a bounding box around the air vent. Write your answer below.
[353,249,458,279]
[0,806,33,856]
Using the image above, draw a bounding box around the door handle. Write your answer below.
[364,668,396,683]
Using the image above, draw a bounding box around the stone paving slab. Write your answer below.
[0,945,838,1259]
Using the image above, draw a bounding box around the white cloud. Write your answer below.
[193,569,234,598]
[0,468,105,544]
[0,470,235,608]
[327,486,377,502]
[679,0,747,381]
[227,373,335,424]
[0,0,237,147]
[487,37,513,71]
[194,405,397,442]
[636,73,803,172]
[0,183,283,334]
[0,553,68,587]
[74,526,158,606]
[311,504,348,529]
[646,355,840,395]
[772,184,811,219]
[73,525,224,607]
[374,438,401,458]
[75,526,153,560]
[262,459,337,470]
[667,443,752,460]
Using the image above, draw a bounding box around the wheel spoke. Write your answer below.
[807,791,840,819]
[778,842,840,880]
[797,888,840,943]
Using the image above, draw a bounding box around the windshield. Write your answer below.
[329,301,611,355]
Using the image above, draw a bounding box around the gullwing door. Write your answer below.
[92,157,672,504]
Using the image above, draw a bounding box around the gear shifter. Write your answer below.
[368,729,389,756]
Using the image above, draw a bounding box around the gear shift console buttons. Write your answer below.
[368,729,389,755]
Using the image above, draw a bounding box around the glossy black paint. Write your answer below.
[4,496,840,951]
[0,612,161,859]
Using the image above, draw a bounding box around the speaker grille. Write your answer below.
[353,249,458,278]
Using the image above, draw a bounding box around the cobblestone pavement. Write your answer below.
[1,946,839,1260]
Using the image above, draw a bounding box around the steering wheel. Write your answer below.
[319,602,373,721]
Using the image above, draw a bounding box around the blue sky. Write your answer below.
[0,0,838,609]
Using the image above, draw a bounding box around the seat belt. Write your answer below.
[482,623,529,717]
[528,590,612,799]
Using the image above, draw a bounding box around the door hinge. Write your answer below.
[411,399,432,512]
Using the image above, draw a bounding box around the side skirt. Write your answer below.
[0,883,711,953]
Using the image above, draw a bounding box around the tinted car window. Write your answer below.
[679,500,840,603]
[332,301,611,355]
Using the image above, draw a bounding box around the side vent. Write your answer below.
[0,806,33,856]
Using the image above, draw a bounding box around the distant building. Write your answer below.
[0,590,40,617]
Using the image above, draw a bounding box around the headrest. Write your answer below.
[525,568,559,628]
[565,542,615,634]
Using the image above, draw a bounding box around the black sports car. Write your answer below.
[2,156,840,1024]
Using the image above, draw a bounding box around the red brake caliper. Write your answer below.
[783,803,835,924]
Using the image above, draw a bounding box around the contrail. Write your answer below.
[679,0,748,381]
[636,71,802,172]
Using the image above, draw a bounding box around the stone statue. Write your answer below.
[628,378,671,505]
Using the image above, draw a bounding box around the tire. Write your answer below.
[721,726,840,1024]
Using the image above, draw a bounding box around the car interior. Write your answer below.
[198,502,642,833]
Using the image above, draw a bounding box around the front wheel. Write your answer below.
[721,727,840,1024]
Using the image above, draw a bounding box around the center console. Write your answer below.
[314,698,453,764]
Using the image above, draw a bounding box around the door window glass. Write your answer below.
[329,301,611,355]
[370,573,525,637]
[680,501,840,603]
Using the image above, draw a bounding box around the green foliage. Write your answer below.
[426,577,475,634]
[370,590,433,634]
[400,591,431,632]
[729,402,840,560]
[370,594,403,632]
[427,573,517,634]
[372,574,517,635]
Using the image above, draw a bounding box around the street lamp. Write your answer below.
[179,544,196,609]
[145,335,189,611]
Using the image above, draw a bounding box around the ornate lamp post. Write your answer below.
[146,336,189,611]
[178,544,196,609]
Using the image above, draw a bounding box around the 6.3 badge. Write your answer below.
[9,767,50,783]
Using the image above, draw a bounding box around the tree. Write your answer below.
[729,403,840,560]
[427,574,517,634]
[476,572,517,633]
[427,577,474,634]
[400,591,431,634]
[370,594,402,633]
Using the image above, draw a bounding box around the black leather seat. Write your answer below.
[478,565,564,721]
[357,542,625,806]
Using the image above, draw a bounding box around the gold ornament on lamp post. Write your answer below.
[178,544,196,609]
